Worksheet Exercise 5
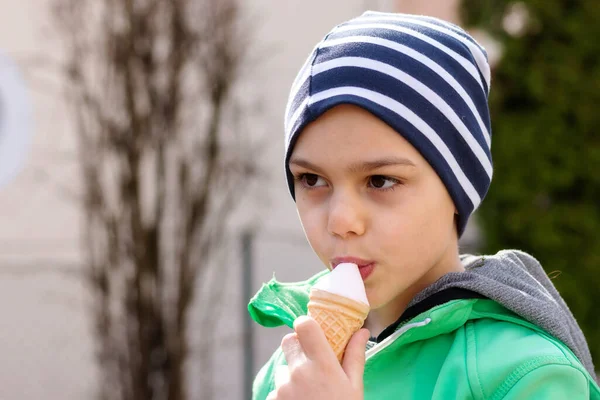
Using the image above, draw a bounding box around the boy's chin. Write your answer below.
[364,289,387,310]
[366,283,412,310]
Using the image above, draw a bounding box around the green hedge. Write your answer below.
[461,0,600,365]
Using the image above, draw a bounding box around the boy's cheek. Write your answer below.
[297,205,328,233]
[298,216,328,253]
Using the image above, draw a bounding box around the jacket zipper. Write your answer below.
[365,318,432,360]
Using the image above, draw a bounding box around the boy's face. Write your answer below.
[289,104,460,310]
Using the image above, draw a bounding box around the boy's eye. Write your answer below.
[369,175,399,189]
[300,173,327,188]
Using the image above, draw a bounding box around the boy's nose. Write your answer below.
[326,192,366,239]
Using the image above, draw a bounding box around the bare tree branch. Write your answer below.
[50,0,260,399]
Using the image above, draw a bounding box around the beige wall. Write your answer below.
[0,1,94,399]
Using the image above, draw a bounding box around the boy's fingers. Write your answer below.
[281,332,305,369]
[341,328,370,389]
[293,316,336,364]
[265,390,277,400]
[274,365,290,389]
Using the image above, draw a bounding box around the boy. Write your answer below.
[248,11,600,399]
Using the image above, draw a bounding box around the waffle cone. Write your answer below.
[307,288,370,363]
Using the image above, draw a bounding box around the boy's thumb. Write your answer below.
[341,328,370,389]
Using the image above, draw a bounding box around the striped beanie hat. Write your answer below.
[284,11,493,236]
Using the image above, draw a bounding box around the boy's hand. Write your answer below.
[267,316,370,400]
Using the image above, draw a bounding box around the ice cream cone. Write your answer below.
[307,287,370,363]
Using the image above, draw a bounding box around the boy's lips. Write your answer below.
[331,256,376,280]
[331,256,374,268]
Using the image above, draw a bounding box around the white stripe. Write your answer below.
[285,97,309,145]
[412,15,490,63]
[307,87,482,208]
[362,12,489,60]
[358,15,491,89]
[290,45,319,97]
[318,35,491,148]
[365,13,488,55]
[332,23,485,93]
[285,73,309,123]
[285,44,320,123]
[365,318,432,360]
[312,57,492,178]
[285,80,310,134]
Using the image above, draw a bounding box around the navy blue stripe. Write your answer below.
[403,14,487,55]
[310,68,491,198]
[314,42,491,156]
[361,11,476,43]
[337,19,489,95]
[289,106,310,142]
[327,25,488,98]
[288,77,311,119]
[343,19,476,63]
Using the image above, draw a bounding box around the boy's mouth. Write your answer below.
[331,256,376,280]
[331,256,374,268]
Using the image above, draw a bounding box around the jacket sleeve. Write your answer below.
[252,347,285,400]
[498,363,589,400]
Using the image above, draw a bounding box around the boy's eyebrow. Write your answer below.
[289,156,416,174]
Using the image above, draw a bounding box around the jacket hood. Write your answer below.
[416,249,596,379]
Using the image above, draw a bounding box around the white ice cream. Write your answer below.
[313,263,369,306]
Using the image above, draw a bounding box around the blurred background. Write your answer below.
[0,0,597,399]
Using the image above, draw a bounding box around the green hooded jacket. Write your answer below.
[248,251,600,399]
